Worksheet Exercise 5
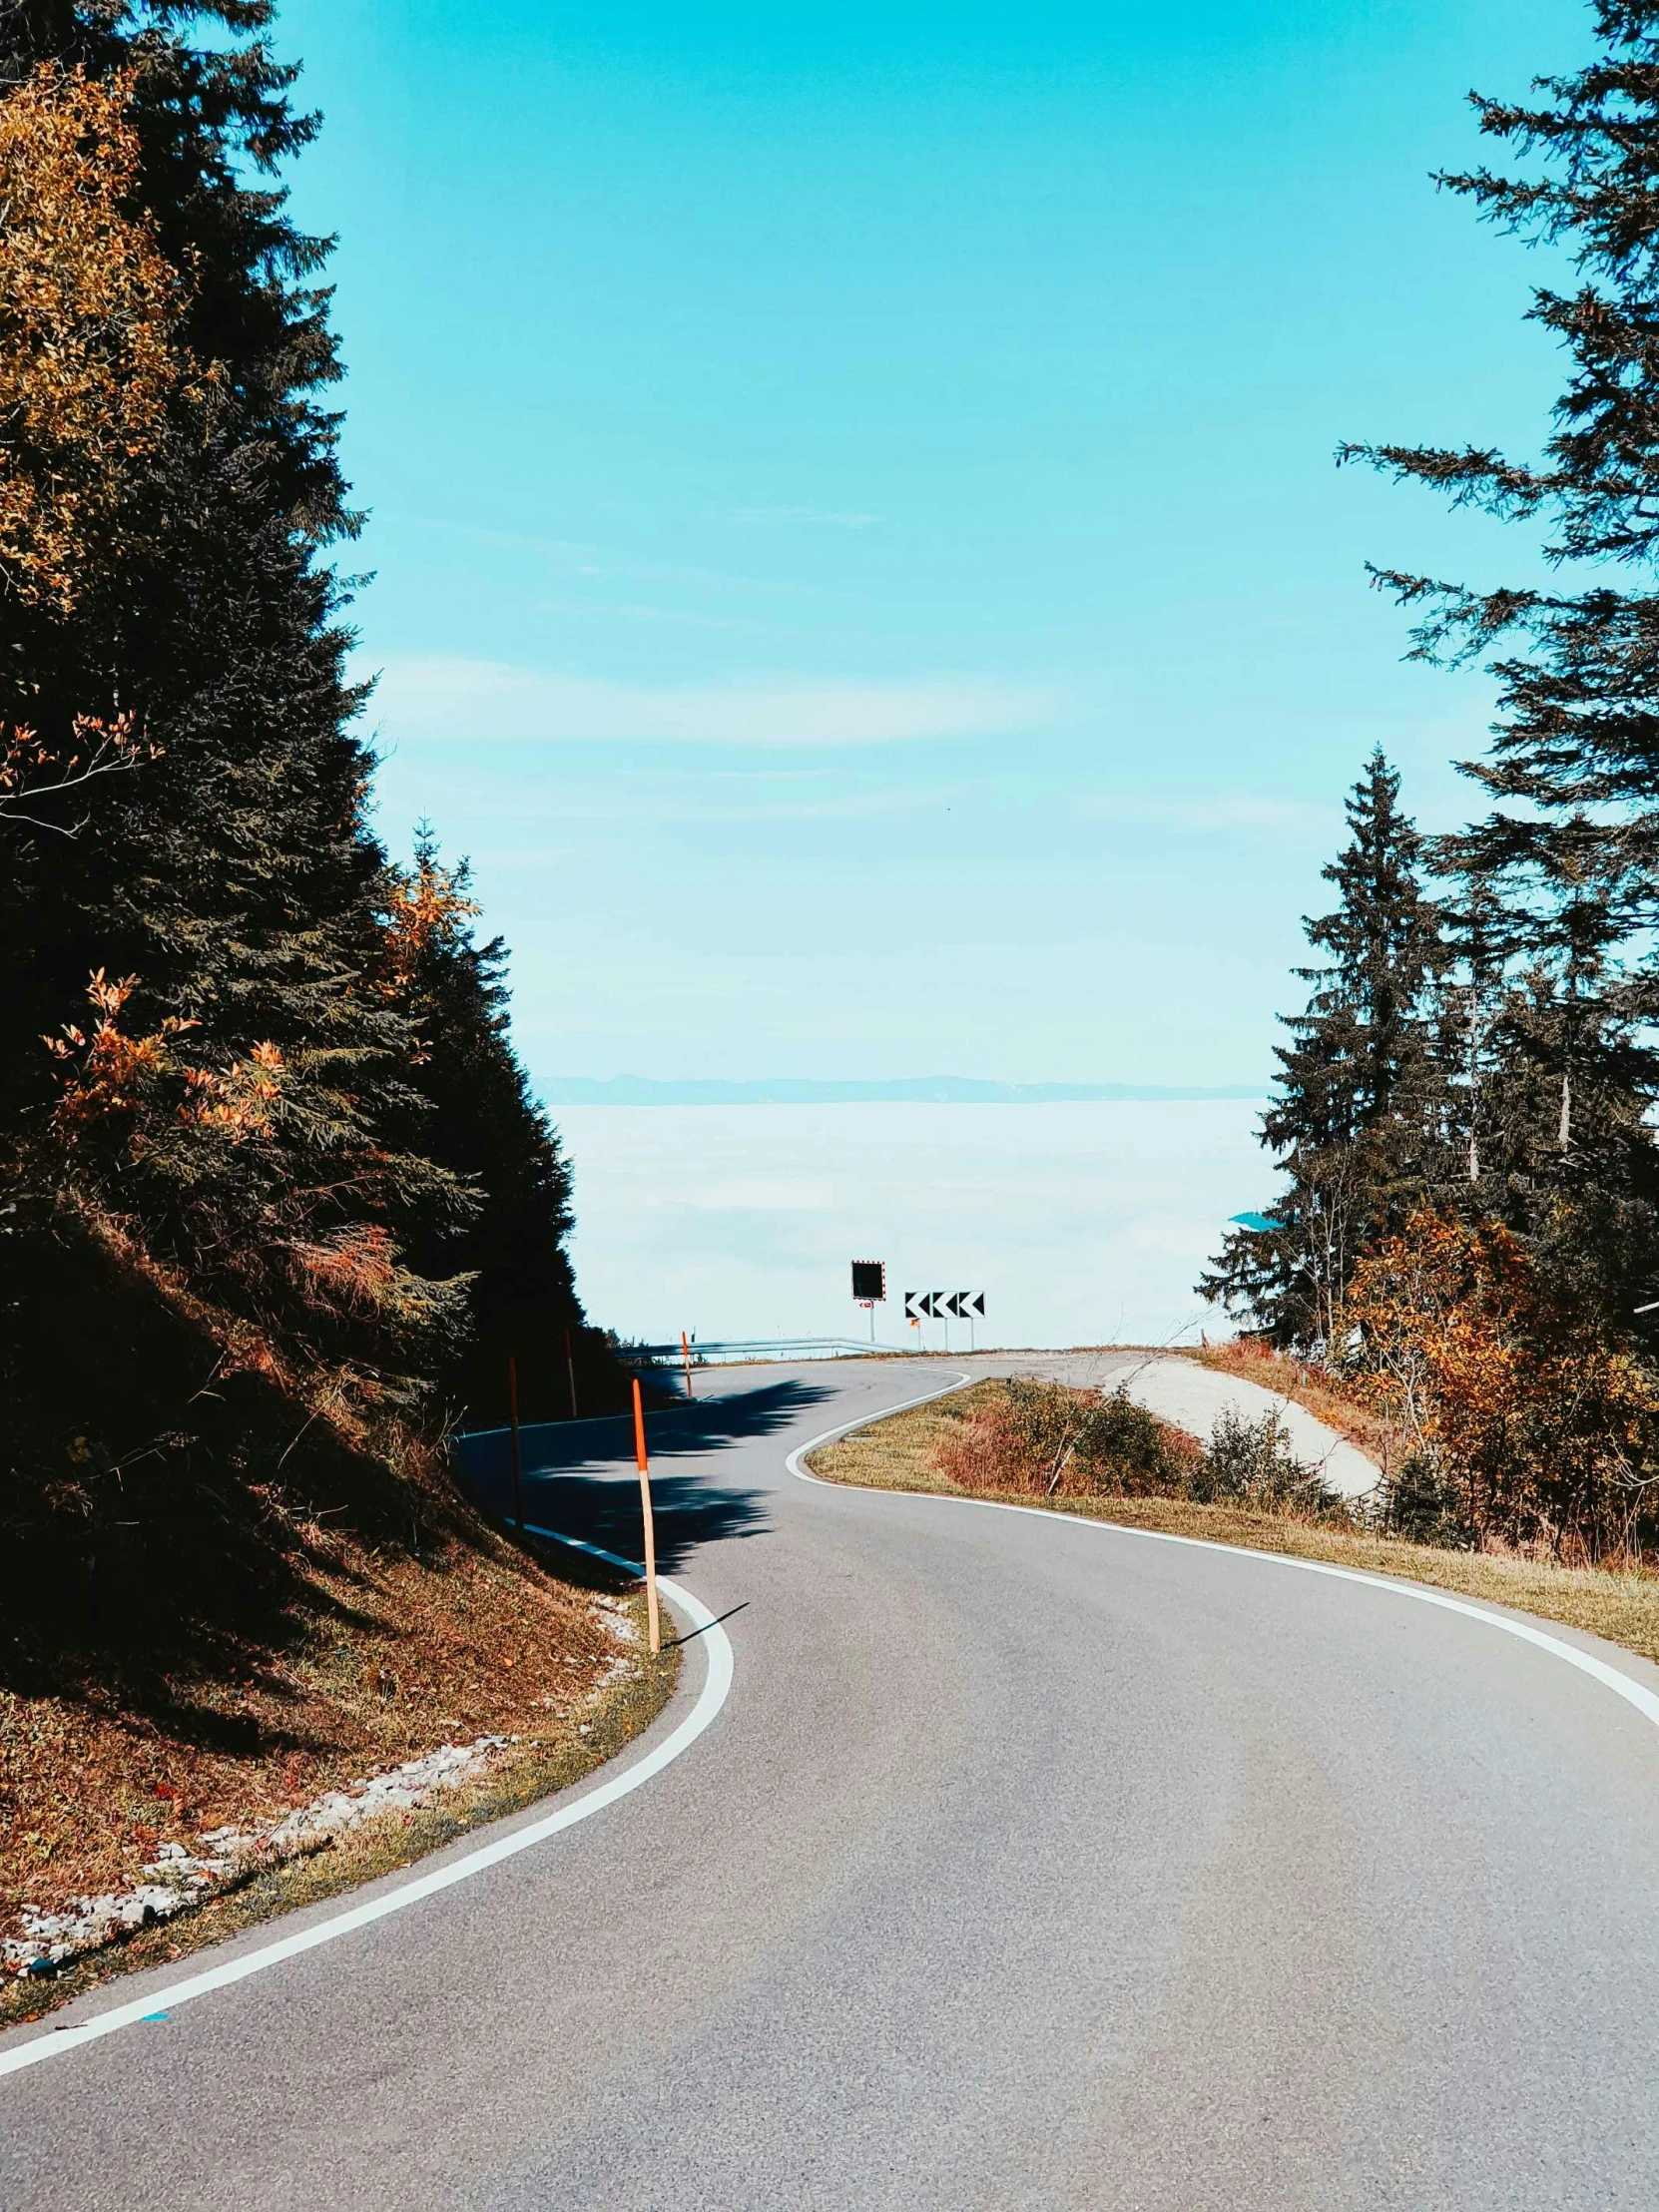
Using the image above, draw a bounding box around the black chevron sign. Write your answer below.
[904,1290,985,1322]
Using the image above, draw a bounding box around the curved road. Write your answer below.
[4,1357,1659,2208]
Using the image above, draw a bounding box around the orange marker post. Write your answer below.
[632,1377,661,1654]
[507,1354,525,1534]
[681,1330,695,1401]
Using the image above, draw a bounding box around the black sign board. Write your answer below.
[851,1260,886,1304]
[904,1291,986,1321]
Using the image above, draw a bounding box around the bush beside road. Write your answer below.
[809,1379,1659,1668]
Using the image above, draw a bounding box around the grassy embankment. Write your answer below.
[810,1378,1659,1668]
[2,1475,678,2028]
[1188,1337,1398,1462]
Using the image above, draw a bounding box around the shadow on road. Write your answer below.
[452,1376,834,1576]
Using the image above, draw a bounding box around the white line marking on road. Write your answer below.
[0,1535,733,2081]
[788,1372,1659,1740]
[787,1373,974,1484]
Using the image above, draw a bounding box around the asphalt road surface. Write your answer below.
[5,1356,1659,2209]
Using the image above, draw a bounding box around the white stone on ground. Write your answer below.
[8,1597,646,1980]
[3,1734,515,1978]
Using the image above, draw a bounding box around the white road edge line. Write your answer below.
[0,1532,734,2081]
[788,1369,1659,1740]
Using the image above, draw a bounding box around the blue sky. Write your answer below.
[276,0,1592,1088]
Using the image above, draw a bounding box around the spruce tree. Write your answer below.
[0,8,471,1472]
[1346,0,1659,1338]
[382,836,615,1422]
[1201,751,1445,1347]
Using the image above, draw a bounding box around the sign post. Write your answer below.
[565,1328,579,1420]
[632,1378,661,1655]
[904,1291,986,1354]
[507,1354,525,1533]
[851,1260,886,1345]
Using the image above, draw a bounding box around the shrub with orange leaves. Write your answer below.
[378,845,482,998]
[1345,1211,1659,1558]
[44,969,283,1151]
[44,969,189,1134]
[932,1379,1198,1498]
[0,64,199,611]
[183,1040,285,1141]
[376,840,485,1065]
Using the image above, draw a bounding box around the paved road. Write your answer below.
[4,1357,1659,2208]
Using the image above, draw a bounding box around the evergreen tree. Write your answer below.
[382,836,620,1422]
[0,10,472,1475]
[1201,751,1445,1347]
[1345,0,1659,1338]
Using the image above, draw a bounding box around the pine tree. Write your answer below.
[1345,0,1659,1338]
[1201,752,1445,1347]
[382,835,616,1423]
[0,10,472,1474]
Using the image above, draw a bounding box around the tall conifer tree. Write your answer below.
[383,836,615,1422]
[0,7,472,1470]
[1202,752,1444,1346]
[1346,0,1659,1335]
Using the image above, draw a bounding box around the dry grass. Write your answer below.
[810,1381,1659,1668]
[1,1527,679,2027]
[1187,1338,1394,1465]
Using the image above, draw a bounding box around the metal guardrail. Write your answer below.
[617,1337,900,1369]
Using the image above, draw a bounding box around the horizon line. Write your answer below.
[538,1075,1269,1106]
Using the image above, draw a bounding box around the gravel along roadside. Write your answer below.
[2,1580,677,2030]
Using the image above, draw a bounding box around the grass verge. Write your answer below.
[1187,1338,1395,1464]
[810,1380,1659,1668]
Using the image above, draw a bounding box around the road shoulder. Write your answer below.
[807,1378,1659,1672]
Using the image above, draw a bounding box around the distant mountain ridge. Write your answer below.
[540,1075,1266,1105]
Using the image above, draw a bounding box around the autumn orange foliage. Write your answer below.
[376,844,484,1062]
[931,1378,1200,1497]
[0,710,158,832]
[44,970,282,1146]
[379,851,481,987]
[0,64,200,611]
[286,1225,399,1315]
[1346,1211,1659,1558]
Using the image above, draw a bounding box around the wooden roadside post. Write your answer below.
[565,1327,579,1420]
[507,1354,525,1534]
[681,1330,695,1401]
[632,1377,661,1654]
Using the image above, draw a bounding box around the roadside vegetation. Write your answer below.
[1201,5,1659,1572]
[0,8,649,2010]
[1190,1339,1395,1465]
[0,1464,680,2022]
[811,1381,1659,1668]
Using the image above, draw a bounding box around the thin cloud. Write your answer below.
[374,657,1055,749]
[390,513,820,598]
[1084,793,1335,833]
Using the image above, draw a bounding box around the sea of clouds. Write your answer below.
[551,1099,1271,1352]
